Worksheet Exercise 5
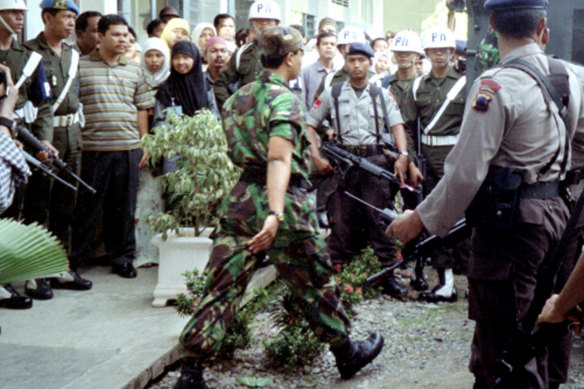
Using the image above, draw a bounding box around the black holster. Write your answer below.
[466,166,523,231]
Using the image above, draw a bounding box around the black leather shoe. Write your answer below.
[418,284,458,303]
[50,271,93,290]
[174,357,210,389]
[381,275,407,298]
[410,258,428,291]
[0,284,33,309]
[331,332,384,379]
[112,263,137,278]
[25,278,54,300]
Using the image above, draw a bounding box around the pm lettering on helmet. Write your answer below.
[395,36,408,47]
[432,32,447,43]
[257,4,270,13]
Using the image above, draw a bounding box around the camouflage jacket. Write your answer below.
[219,70,318,243]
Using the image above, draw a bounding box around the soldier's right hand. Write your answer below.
[325,128,336,141]
[313,154,333,175]
[408,162,424,187]
[36,140,59,163]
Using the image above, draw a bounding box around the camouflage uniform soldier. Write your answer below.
[174,27,384,389]
[22,0,92,300]
[213,0,280,109]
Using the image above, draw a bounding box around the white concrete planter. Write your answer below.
[151,227,213,307]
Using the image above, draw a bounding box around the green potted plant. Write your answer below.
[141,109,240,307]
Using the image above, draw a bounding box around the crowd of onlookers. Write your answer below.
[0,0,468,310]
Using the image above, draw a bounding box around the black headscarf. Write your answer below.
[155,40,208,116]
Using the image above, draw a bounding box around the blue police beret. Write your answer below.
[40,0,80,14]
[345,42,375,59]
[484,0,547,10]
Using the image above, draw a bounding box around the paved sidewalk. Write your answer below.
[0,266,188,389]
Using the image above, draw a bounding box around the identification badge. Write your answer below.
[51,75,57,87]
[167,105,182,115]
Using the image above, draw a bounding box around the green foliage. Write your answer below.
[175,269,207,317]
[0,219,69,284]
[263,292,324,371]
[333,246,384,314]
[141,109,241,237]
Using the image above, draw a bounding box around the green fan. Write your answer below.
[0,219,69,284]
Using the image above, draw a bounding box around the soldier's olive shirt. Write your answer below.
[416,43,584,237]
[214,42,263,109]
[306,80,404,146]
[25,32,80,117]
[0,40,53,141]
[402,67,465,136]
[220,70,318,240]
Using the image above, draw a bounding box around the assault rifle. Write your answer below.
[15,125,96,194]
[21,150,76,192]
[342,191,471,285]
[320,141,420,194]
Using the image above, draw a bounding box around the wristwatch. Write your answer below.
[268,211,284,222]
[0,116,15,136]
[399,150,409,157]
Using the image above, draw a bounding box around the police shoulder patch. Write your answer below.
[472,79,501,112]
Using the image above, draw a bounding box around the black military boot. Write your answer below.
[330,332,384,379]
[410,257,428,291]
[380,271,407,298]
[174,357,210,389]
[24,278,54,300]
[0,284,33,309]
[418,268,457,303]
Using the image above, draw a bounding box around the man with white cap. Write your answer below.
[399,27,469,304]
[214,0,280,108]
[0,0,53,308]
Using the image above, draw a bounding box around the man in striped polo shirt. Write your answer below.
[72,14,150,279]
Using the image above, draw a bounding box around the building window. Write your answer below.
[332,0,349,7]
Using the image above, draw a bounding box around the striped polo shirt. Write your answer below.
[79,49,150,151]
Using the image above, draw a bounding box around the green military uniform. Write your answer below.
[402,67,465,194]
[0,39,53,221]
[180,70,351,357]
[213,42,263,109]
[23,33,82,256]
[402,67,468,272]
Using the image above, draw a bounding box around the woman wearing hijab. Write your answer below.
[160,17,190,49]
[153,41,219,168]
[191,22,216,71]
[135,37,171,268]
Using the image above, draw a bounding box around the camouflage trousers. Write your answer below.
[179,231,351,358]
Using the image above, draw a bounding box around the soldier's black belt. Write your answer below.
[239,169,304,188]
[520,181,560,199]
[338,144,382,158]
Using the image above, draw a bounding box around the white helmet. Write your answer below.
[0,0,27,11]
[422,28,456,50]
[337,26,366,46]
[248,0,281,22]
[391,30,423,55]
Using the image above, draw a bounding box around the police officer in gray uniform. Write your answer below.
[387,0,584,387]
[307,42,410,297]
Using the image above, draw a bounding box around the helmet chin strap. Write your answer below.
[0,14,16,36]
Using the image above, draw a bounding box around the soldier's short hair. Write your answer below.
[492,9,546,39]
[76,11,102,33]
